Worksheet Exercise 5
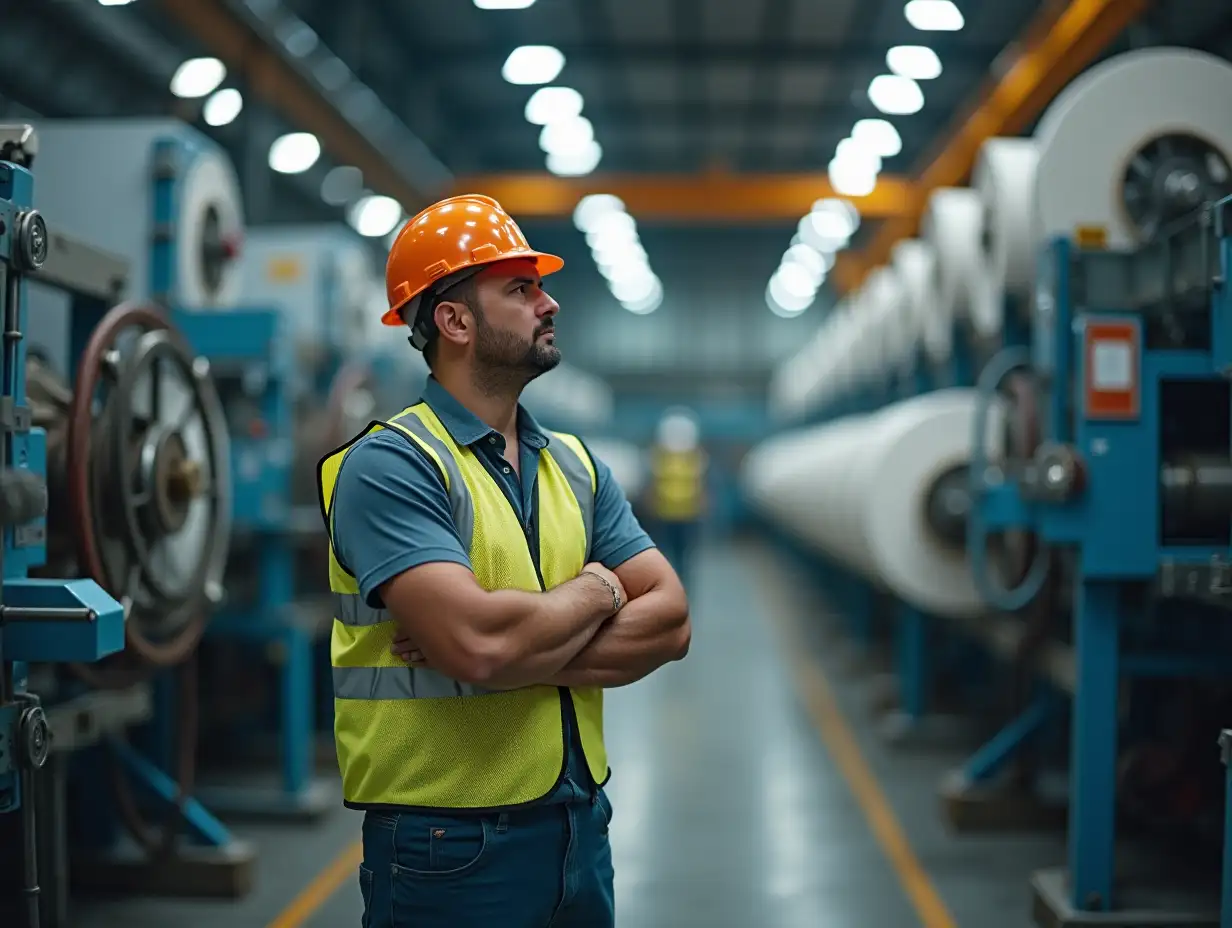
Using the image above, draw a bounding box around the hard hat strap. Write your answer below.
[404,265,485,352]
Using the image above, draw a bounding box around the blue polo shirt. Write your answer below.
[330,375,655,806]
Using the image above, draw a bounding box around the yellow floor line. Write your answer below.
[761,560,958,928]
[266,839,363,928]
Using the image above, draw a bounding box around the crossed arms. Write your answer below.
[379,548,691,690]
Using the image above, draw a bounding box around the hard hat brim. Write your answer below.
[382,251,565,327]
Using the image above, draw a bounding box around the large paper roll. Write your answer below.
[920,187,982,364]
[177,148,246,309]
[746,389,1002,618]
[1033,47,1232,249]
[891,239,936,371]
[862,266,910,377]
[970,138,1038,337]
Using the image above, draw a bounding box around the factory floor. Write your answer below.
[73,538,1062,928]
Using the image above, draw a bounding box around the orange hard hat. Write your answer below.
[382,194,564,334]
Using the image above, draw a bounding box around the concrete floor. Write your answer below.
[73,539,1065,928]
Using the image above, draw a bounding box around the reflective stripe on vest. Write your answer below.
[317,402,608,810]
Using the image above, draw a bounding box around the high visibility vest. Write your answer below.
[317,402,609,810]
[650,447,704,522]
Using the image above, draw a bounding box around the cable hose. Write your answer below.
[969,346,1053,613]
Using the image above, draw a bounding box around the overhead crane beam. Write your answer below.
[156,0,450,211]
[448,172,917,223]
[832,0,1152,294]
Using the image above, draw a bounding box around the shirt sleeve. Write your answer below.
[330,431,472,608]
[583,440,656,569]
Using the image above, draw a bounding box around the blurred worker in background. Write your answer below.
[646,407,707,592]
[317,194,691,928]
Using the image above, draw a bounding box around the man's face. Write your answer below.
[470,258,561,379]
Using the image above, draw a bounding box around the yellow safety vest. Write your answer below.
[650,447,704,522]
[317,402,608,810]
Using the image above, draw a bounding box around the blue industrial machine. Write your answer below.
[966,198,1232,922]
[0,127,124,927]
[0,122,254,921]
[173,306,335,819]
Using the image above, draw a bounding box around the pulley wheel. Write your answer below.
[67,303,233,667]
[994,373,1042,589]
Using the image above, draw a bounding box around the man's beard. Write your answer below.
[472,314,561,396]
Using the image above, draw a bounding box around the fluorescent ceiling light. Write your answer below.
[834,138,883,174]
[610,273,660,305]
[887,45,942,80]
[525,87,584,125]
[170,57,226,99]
[502,45,565,85]
[622,286,663,315]
[605,260,654,287]
[268,132,321,174]
[782,244,826,285]
[348,195,403,238]
[811,199,860,241]
[539,116,593,155]
[827,159,878,198]
[276,20,319,58]
[622,277,663,314]
[851,118,902,158]
[475,0,536,7]
[767,275,813,317]
[814,198,861,232]
[97,0,137,6]
[573,194,625,233]
[868,74,924,115]
[904,0,964,31]
[547,141,602,176]
[202,88,243,127]
[774,262,818,300]
[321,165,364,206]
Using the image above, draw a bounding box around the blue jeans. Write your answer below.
[358,790,615,928]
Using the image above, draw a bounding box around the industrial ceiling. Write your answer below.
[2,0,1232,386]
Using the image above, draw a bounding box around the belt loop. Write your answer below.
[496,812,509,834]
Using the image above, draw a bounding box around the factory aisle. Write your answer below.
[75,539,1059,928]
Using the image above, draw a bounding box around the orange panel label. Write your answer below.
[1083,320,1139,420]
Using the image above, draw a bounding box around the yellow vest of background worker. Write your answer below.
[317,402,608,810]
[650,447,705,522]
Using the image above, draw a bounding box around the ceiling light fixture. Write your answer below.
[868,74,925,115]
[502,45,565,85]
[904,0,965,32]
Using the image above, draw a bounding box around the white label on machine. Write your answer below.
[1091,339,1132,390]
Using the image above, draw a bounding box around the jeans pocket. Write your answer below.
[596,790,613,833]
[391,813,491,880]
[358,865,374,928]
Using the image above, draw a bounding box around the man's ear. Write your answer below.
[432,300,475,349]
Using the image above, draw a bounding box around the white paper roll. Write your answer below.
[891,239,936,371]
[1033,47,1232,249]
[179,148,246,309]
[863,266,910,377]
[970,138,1038,337]
[746,389,1003,618]
[920,187,983,364]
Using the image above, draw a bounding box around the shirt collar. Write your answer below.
[421,375,550,451]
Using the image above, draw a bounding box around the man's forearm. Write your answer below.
[544,588,689,688]
[477,572,615,689]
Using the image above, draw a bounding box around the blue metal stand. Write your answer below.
[174,310,332,820]
[1067,577,1121,912]
[1219,730,1232,928]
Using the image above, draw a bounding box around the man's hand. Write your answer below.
[390,563,627,667]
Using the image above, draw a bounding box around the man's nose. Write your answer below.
[538,292,560,318]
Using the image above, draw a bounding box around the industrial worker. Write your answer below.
[646,407,707,592]
[317,194,691,928]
